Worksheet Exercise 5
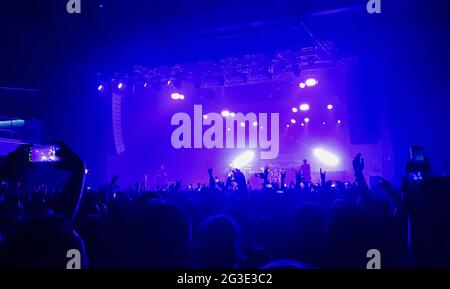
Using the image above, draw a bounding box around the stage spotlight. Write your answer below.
[117,82,124,89]
[299,82,306,89]
[240,122,245,127]
[305,78,318,87]
[230,112,236,117]
[203,115,208,120]
[304,117,310,123]
[327,104,333,110]
[171,92,184,100]
[322,121,326,125]
[292,107,298,113]
[286,124,290,128]
[299,103,310,111]
[221,110,230,117]
[290,119,297,124]
[97,84,104,91]
[337,119,342,124]
[232,151,255,169]
[301,123,305,127]
[313,148,339,167]
[252,121,258,127]
[143,82,148,88]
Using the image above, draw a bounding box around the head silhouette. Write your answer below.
[198,215,240,269]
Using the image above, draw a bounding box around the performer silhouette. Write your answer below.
[300,159,311,183]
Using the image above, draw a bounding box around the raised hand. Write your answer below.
[232,169,247,191]
[320,168,326,184]
[207,166,213,176]
[54,142,85,173]
[352,153,364,176]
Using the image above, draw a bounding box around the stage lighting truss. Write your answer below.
[127,42,337,90]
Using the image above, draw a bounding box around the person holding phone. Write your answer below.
[0,143,88,268]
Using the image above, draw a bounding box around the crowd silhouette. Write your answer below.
[0,144,450,269]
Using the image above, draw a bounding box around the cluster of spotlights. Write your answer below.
[292,103,334,113]
[220,111,237,118]
[171,92,185,100]
[299,77,318,89]
[287,118,341,128]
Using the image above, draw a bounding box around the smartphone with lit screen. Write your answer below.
[29,145,61,163]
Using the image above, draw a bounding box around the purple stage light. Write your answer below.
[299,103,310,111]
[305,78,318,87]
[292,107,298,113]
[203,115,208,120]
[117,82,124,89]
[299,82,306,89]
[221,110,230,117]
[322,121,326,125]
[304,117,310,123]
[286,124,290,128]
[144,82,148,88]
[337,119,342,124]
[230,112,236,117]
[97,84,104,91]
[252,121,258,127]
[301,123,305,127]
[327,104,333,110]
[290,118,297,124]
[240,122,245,127]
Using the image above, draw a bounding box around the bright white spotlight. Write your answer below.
[301,123,305,127]
[252,121,258,126]
[290,118,297,124]
[240,122,245,127]
[203,115,208,120]
[299,103,310,111]
[305,78,318,87]
[232,151,255,169]
[304,117,310,123]
[292,107,298,113]
[313,148,339,167]
[230,112,236,117]
[286,124,290,128]
[337,119,342,124]
[299,82,306,89]
[117,82,124,89]
[171,92,184,100]
[221,110,230,117]
[327,104,333,110]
